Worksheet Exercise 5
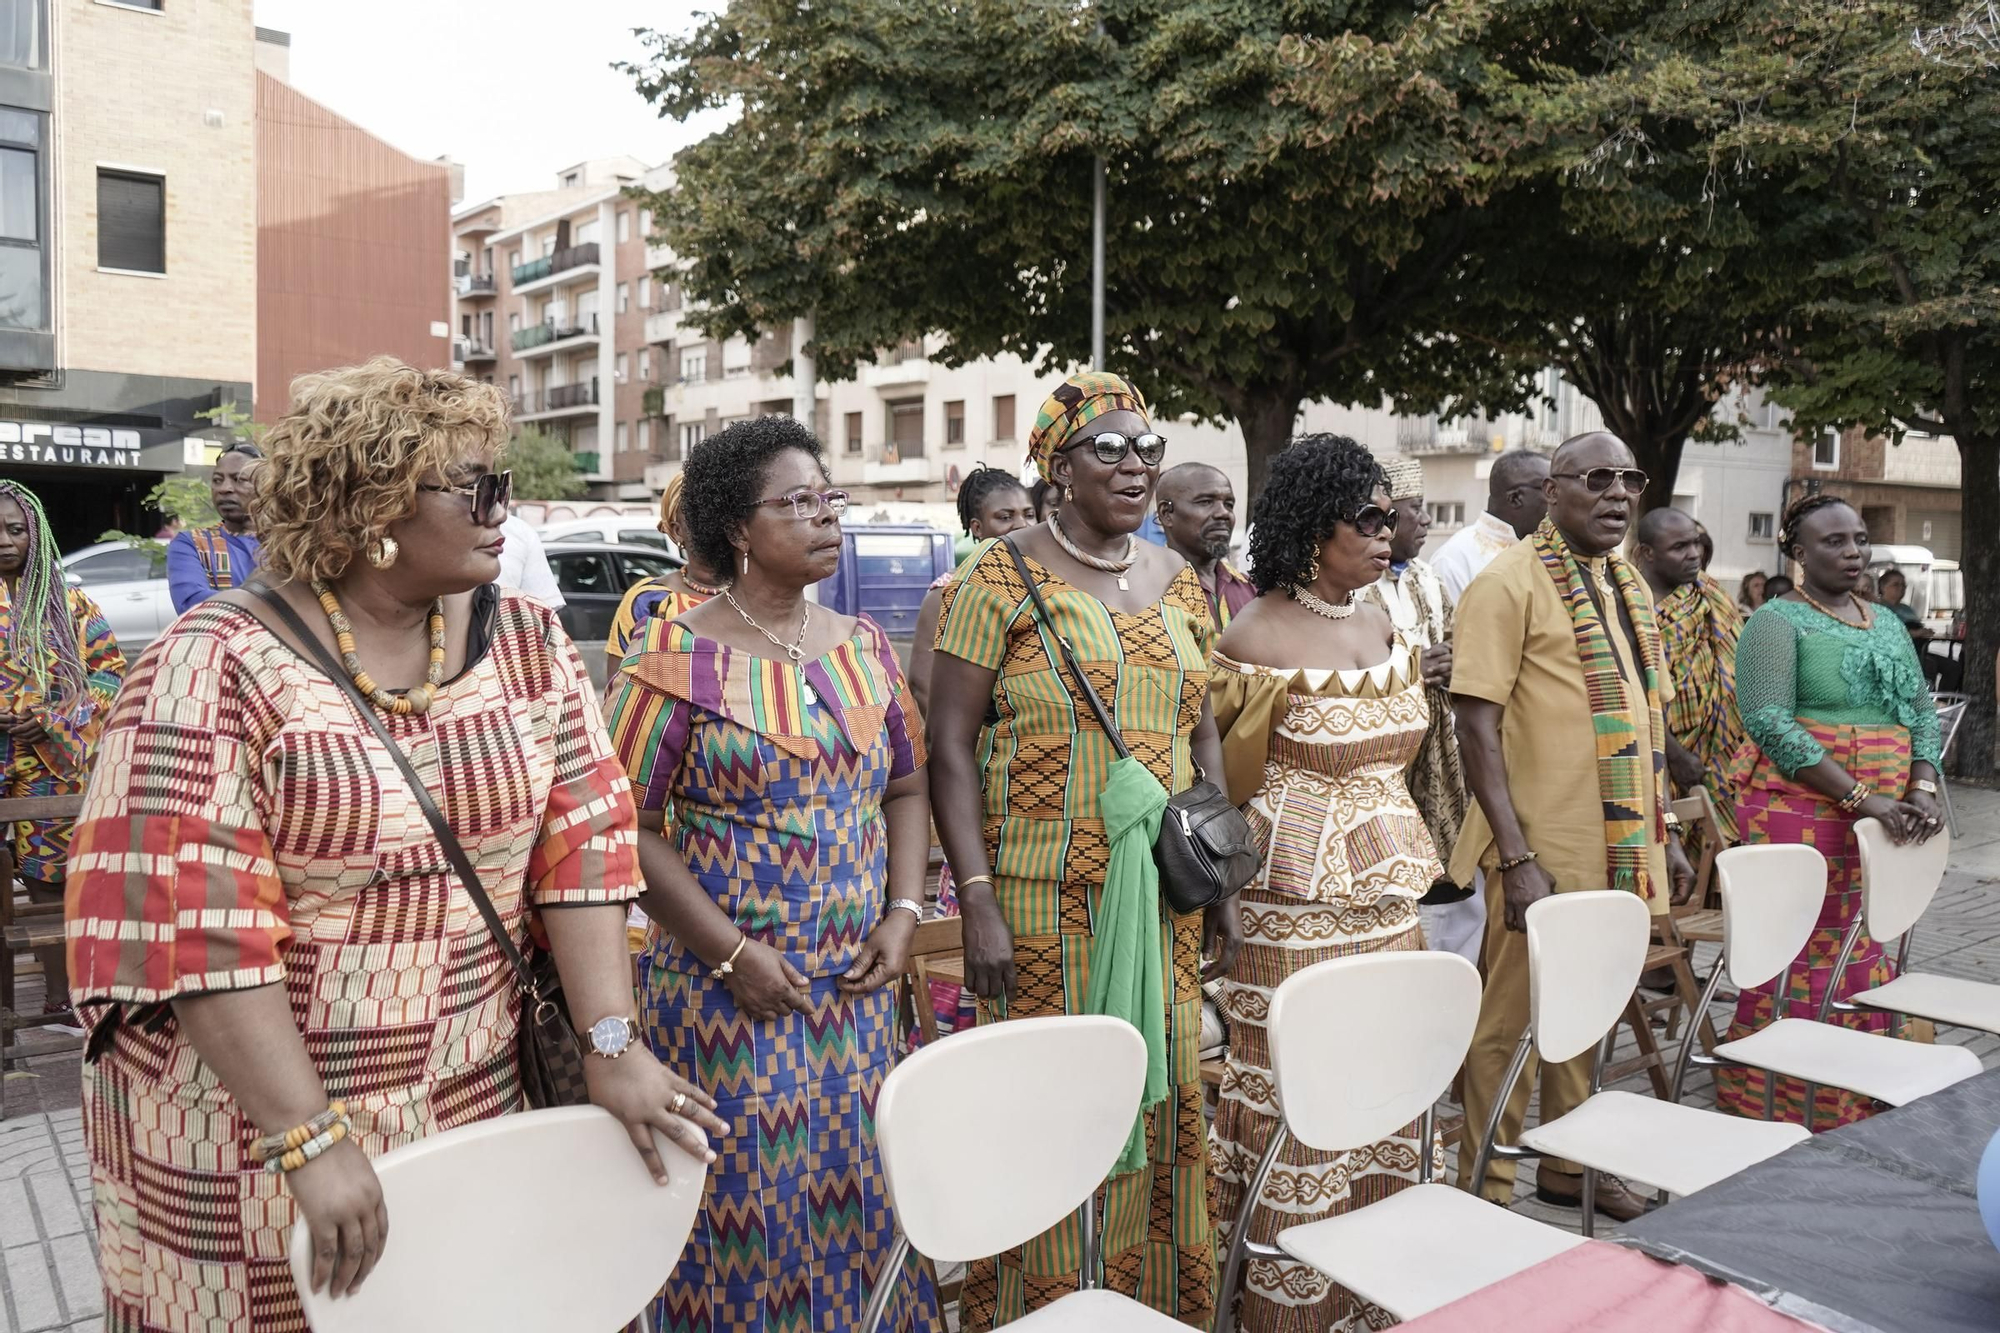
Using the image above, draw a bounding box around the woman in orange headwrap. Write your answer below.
[605,468,730,666]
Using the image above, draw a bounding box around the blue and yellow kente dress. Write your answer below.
[606,614,940,1333]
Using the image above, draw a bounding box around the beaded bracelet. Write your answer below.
[251,1101,347,1164]
[267,1118,350,1175]
[1836,783,1871,815]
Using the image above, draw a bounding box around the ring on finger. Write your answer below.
[671,1091,688,1115]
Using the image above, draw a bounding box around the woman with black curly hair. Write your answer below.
[909,465,1032,718]
[603,416,941,1333]
[1206,434,1445,1333]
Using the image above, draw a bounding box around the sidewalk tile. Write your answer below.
[48,1233,99,1320]
[25,1175,79,1240]
[4,1241,59,1330]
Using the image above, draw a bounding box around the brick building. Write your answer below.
[1790,426,1963,560]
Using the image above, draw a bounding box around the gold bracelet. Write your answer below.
[955,874,995,892]
[712,935,749,981]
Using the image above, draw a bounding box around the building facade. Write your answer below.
[1788,422,1962,561]
[0,0,258,550]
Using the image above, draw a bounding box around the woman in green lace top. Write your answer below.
[1716,496,1945,1129]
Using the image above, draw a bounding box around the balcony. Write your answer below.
[862,358,931,389]
[571,451,600,474]
[1395,414,1501,456]
[515,380,601,421]
[644,307,683,346]
[863,455,930,485]
[511,313,600,357]
[513,242,602,297]
[456,272,496,298]
[642,385,666,418]
[454,338,497,364]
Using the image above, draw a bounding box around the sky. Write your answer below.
[252,0,731,205]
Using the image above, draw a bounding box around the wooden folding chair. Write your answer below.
[0,794,87,1119]
[1606,793,1725,1096]
[898,916,966,1051]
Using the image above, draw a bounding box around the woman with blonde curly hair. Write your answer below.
[67,357,725,1331]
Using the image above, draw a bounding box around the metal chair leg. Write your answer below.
[1214,1123,1291,1333]
[1077,1194,1098,1291]
[860,1233,913,1333]
[1580,1165,1597,1239]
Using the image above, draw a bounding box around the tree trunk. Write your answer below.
[1951,434,1997,780]
[1236,389,1305,512]
[1579,386,1693,516]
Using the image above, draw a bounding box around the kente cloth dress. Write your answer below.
[608,576,713,663]
[606,615,941,1333]
[1207,646,1444,1333]
[1715,598,1943,1128]
[66,592,639,1333]
[0,583,123,881]
[932,541,1216,1330]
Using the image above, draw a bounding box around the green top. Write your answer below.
[1737,597,1943,775]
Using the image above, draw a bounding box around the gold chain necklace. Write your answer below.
[723,589,811,663]
[313,581,446,715]
[1799,586,1870,629]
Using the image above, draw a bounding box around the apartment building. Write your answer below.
[1790,422,1962,561]
[0,0,258,550]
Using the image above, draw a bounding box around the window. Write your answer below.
[66,546,161,584]
[0,107,43,330]
[508,311,521,333]
[617,210,631,243]
[1749,512,1775,542]
[562,171,580,188]
[637,419,650,454]
[616,282,629,314]
[551,552,614,596]
[638,275,651,309]
[1426,501,1465,528]
[845,411,863,455]
[992,394,1015,441]
[507,374,520,401]
[1812,428,1840,470]
[616,422,629,454]
[639,208,652,236]
[722,335,751,379]
[96,169,163,273]
[574,218,599,246]
[461,313,472,337]
[680,350,706,384]
[638,349,651,381]
[945,400,965,446]
[615,353,629,382]
[509,248,521,273]
[619,550,677,578]
[0,0,44,70]
[888,399,925,458]
[481,310,492,346]
[680,422,706,453]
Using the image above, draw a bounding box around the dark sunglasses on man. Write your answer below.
[1553,467,1649,495]
[1059,431,1168,467]
[419,469,513,526]
[1347,504,1400,538]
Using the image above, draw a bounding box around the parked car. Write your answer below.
[537,516,680,557]
[63,541,173,652]
[545,542,683,644]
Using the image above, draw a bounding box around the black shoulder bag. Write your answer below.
[246,584,590,1108]
[1000,538,1260,915]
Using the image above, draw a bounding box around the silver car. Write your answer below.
[62,541,174,653]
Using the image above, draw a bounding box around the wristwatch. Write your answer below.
[1912,778,1939,797]
[586,1015,641,1059]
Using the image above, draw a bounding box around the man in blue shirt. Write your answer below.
[167,443,262,613]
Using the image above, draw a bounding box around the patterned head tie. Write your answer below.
[659,469,687,533]
[1027,371,1150,483]
[1380,454,1425,502]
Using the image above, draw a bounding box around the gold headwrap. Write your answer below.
[1380,454,1425,501]
[659,470,687,533]
[1026,372,1149,483]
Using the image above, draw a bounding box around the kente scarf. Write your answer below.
[1531,518,1669,898]
[1657,572,1746,843]
[1026,372,1149,483]
[1086,755,1169,1176]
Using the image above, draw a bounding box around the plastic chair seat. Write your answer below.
[1517,1090,1808,1197]
[1715,1018,1982,1106]
[1274,1182,1584,1321]
[1003,1289,1193,1330]
[1849,973,2000,1035]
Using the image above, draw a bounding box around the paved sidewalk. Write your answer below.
[6,787,1998,1333]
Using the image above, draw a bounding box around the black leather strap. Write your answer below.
[1001,536,1133,762]
[243,583,543,1002]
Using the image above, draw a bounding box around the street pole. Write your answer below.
[791,313,816,431]
[1091,156,1105,371]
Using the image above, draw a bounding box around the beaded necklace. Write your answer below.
[312,581,446,715]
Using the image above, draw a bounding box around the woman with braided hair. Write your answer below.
[0,481,123,1029]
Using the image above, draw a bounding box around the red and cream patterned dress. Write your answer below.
[66,592,639,1333]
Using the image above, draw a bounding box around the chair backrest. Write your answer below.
[1672,789,1723,907]
[874,1014,1144,1263]
[1526,890,1652,1064]
[1716,844,1829,988]
[1936,698,1968,762]
[1267,951,1481,1153]
[1854,817,1952,945]
[899,915,965,1047]
[290,1107,707,1332]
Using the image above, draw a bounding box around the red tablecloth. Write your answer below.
[1397,1240,1824,1333]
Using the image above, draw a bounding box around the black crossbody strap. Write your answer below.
[245,583,544,1001]
[1001,537,1133,762]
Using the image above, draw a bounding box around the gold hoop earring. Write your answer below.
[1307,554,1321,585]
[368,536,399,570]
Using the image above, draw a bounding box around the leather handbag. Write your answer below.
[1001,539,1260,915]
[247,585,591,1109]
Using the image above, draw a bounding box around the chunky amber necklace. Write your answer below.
[312,580,447,715]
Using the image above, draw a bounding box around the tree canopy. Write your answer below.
[506,427,589,502]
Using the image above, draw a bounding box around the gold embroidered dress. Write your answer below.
[1207,643,1444,1333]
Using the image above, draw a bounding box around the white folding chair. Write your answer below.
[1466,892,1808,1238]
[1669,844,1982,1129]
[865,1014,1184,1331]
[1933,693,1967,835]
[1820,819,2000,1035]
[291,1106,708,1332]
[1213,952,1583,1330]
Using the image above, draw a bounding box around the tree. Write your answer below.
[1623,0,1999,774]
[507,427,588,501]
[623,0,1521,500]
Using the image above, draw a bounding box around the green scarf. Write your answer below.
[1529,518,1669,900]
[1086,755,1169,1175]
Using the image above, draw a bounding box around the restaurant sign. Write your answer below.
[0,420,164,470]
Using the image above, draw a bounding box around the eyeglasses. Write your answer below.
[755,488,850,520]
[1059,431,1167,468]
[1346,504,1400,538]
[1553,467,1649,495]
[420,470,512,525]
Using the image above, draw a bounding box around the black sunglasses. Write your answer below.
[1346,504,1400,538]
[1553,467,1649,495]
[420,469,513,525]
[1060,431,1167,468]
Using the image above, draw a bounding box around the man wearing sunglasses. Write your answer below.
[1450,431,1695,1224]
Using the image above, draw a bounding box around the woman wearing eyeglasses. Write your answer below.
[604,416,941,1333]
[67,359,724,1330]
[1203,436,1444,1333]
[929,372,1232,1329]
